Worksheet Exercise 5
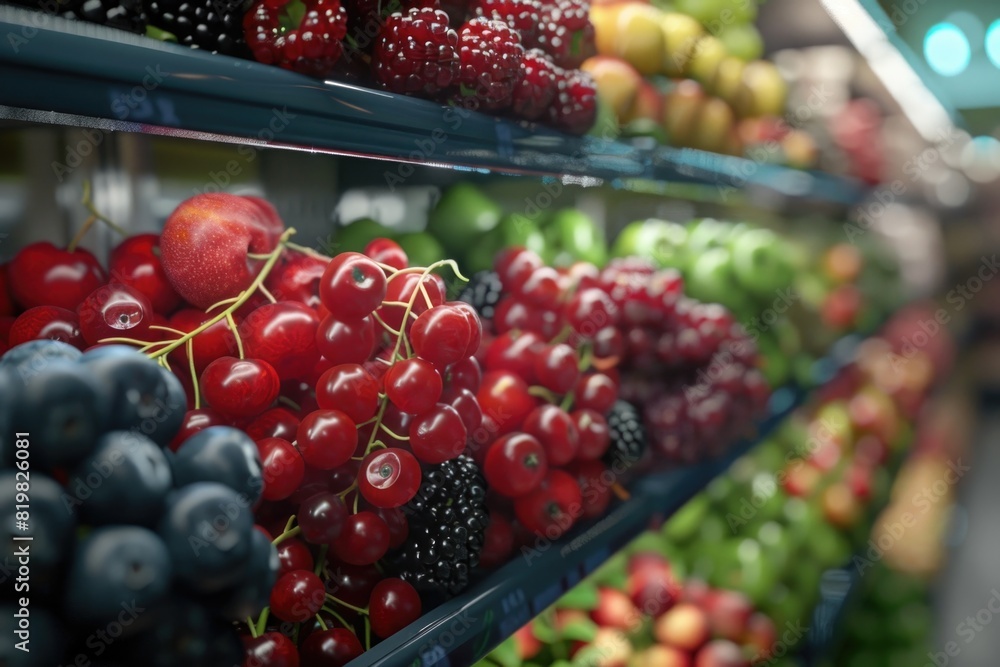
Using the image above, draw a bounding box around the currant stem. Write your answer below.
[80,180,129,237]
[254,607,270,637]
[259,283,278,304]
[559,392,574,412]
[320,606,357,635]
[337,481,358,499]
[285,241,332,263]
[246,617,258,639]
[278,396,302,411]
[226,312,245,359]
[326,594,368,616]
[187,339,201,409]
[528,386,560,403]
[376,424,408,441]
[315,614,328,632]
[67,215,97,254]
[149,324,188,336]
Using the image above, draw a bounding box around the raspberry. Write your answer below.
[342,0,437,46]
[548,68,597,135]
[511,48,557,121]
[145,0,250,56]
[243,0,348,77]
[372,8,461,96]
[471,0,542,47]
[449,18,524,111]
[535,0,595,68]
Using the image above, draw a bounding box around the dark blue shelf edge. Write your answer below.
[351,335,867,667]
[0,5,865,206]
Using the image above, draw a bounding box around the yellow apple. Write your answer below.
[710,55,744,105]
[661,79,705,147]
[614,4,666,75]
[661,12,703,77]
[624,80,664,123]
[736,60,788,117]
[591,3,624,56]
[686,35,728,85]
[691,96,735,153]
[581,56,644,122]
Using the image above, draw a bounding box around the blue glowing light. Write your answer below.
[924,22,971,76]
[986,19,1000,69]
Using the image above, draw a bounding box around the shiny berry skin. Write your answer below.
[479,513,514,569]
[477,370,537,436]
[270,569,326,622]
[369,578,422,639]
[169,408,230,451]
[574,373,617,414]
[409,403,467,463]
[244,0,349,77]
[514,469,583,538]
[485,330,542,383]
[518,266,561,308]
[276,538,314,577]
[411,305,472,369]
[374,506,409,549]
[446,355,482,392]
[384,358,442,414]
[364,238,408,270]
[266,252,327,309]
[242,632,300,667]
[300,627,363,666]
[533,343,579,394]
[297,409,358,470]
[592,326,624,365]
[257,437,305,501]
[323,562,381,607]
[319,252,387,319]
[564,287,618,336]
[448,301,483,358]
[200,356,281,418]
[494,247,542,293]
[573,409,611,461]
[315,314,376,366]
[109,233,183,315]
[330,511,390,565]
[511,48,557,120]
[315,363,380,423]
[298,492,348,544]
[168,308,242,373]
[240,302,320,381]
[522,404,579,466]
[8,242,107,311]
[77,283,154,346]
[440,385,483,433]
[484,432,547,497]
[377,272,445,332]
[567,459,611,520]
[358,448,422,508]
[372,8,460,96]
[548,67,597,135]
[451,18,524,110]
[8,306,86,349]
[246,407,300,441]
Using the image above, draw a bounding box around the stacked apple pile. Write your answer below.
[584,0,800,158]
[482,551,781,667]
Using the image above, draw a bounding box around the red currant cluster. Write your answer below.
[598,257,772,462]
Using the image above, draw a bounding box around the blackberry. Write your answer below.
[387,456,488,601]
[13,0,148,33]
[457,270,503,321]
[144,0,251,56]
[603,399,647,469]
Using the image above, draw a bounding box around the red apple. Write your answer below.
[743,613,776,661]
[848,387,900,445]
[821,284,862,330]
[821,482,862,529]
[702,590,753,642]
[160,193,285,309]
[592,587,642,632]
[807,439,841,472]
[853,434,889,467]
[654,603,710,652]
[630,566,681,617]
[680,579,710,606]
[846,464,873,502]
[694,639,749,667]
[634,645,691,667]
[555,608,590,630]
[781,462,821,497]
[513,624,542,660]
[628,552,671,577]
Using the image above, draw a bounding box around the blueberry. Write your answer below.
[0,339,81,371]
[0,471,76,602]
[0,605,65,667]
[79,345,185,445]
[208,528,278,621]
[64,526,173,625]
[8,360,110,470]
[67,431,173,526]
[158,482,254,593]
[173,426,263,502]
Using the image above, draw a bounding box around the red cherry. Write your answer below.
[245,407,300,441]
[372,506,409,549]
[298,492,349,544]
[448,301,483,358]
[296,409,357,470]
[478,513,514,569]
[533,343,580,395]
[8,306,85,349]
[376,272,444,332]
[411,305,472,369]
[564,288,618,337]
[168,308,242,373]
[265,252,327,309]
[270,569,326,622]
[323,562,381,607]
[315,314,376,366]
[77,283,153,346]
[358,448,422,508]
[519,266,561,308]
[276,538,315,577]
[485,330,543,384]
[484,432,548,498]
[409,403,467,463]
[523,405,579,466]
[573,409,611,461]
[440,386,483,434]
[494,247,542,293]
[168,408,230,451]
[330,511,390,565]
[108,233,182,315]
[566,459,611,520]
[300,628,363,666]
[476,371,537,437]
[242,632,300,667]
[8,242,107,311]
[574,373,618,413]
[315,364,380,423]
[514,469,583,538]
[364,238,408,270]
[240,302,320,381]
[384,358,442,415]
[257,437,305,501]
[200,356,280,418]
[445,356,482,392]
[319,252,387,319]
[369,578,422,639]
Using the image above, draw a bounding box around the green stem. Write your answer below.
[272,525,301,547]
[326,594,369,616]
[315,614,328,632]
[187,338,200,409]
[81,180,128,237]
[227,311,244,359]
[67,215,97,253]
[254,607,270,637]
[246,617,258,639]
[320,606,357,635]
[365,616,371,651]
[314,545,328,576]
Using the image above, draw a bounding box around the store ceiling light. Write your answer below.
[924,23,971,76]
[987,19,1000,68]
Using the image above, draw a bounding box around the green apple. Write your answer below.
[394,232,445,268]
[663,493,709,544]
[611,218,687,268]
[545,209,607,268]
[686,246,739,305]
[465,213,548,273]
[719,23,764,61]
[756,335,790,392]
[332,217,387,253]
[683,218,731,270]
[426,183,502,256]
[729,228,794,297]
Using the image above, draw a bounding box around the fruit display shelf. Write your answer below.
[345,333,868,667]
[0,5,863,207]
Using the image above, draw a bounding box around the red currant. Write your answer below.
[257,437,305,501]
[564,288,618,336]
[266,252,327,309]
[300,627,363,666]
[240,302,320,381]
[483,432,548,498]
[567,459,611,519]
[297,409,358,470]
[77,283,153,346]
[315,315,376,366]
[319,252,387,319]
[533,343,580,395]
[315,363,380,423]
[448,301,483,358]
[409,403,467,463]
[445,355,482,392]
[411,305,472,369]
[276,538,314,577]
[372,506,409,549]
[440,386,483,433]
[592,326,624,365]
[298,492,349,544]
[109,233,182,315]
[377,272,445,332]
[358,448,421,508]
[270,569,326,622]
[168,308,242,373]
[8,306,85,349]
[478,513,514,569]
[384,358,442,415]
[330,511,390,565]
[323,561,381,607]
[200,356,280,418]
[369,578,422,639]
[364,238,408,270]
[573,409,611,461]
[477,371,537,437]
[246,407,300,441]
[513,469,583,538]
[522,405,579,466]
[518,266,561,308]
[573,373,618,413]
[495,247,542,293]
[485,330,543,383]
